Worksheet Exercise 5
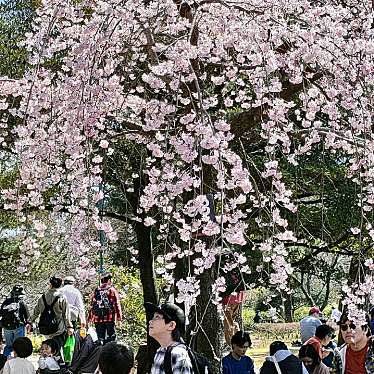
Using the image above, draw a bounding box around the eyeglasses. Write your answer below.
[340,323,356,331]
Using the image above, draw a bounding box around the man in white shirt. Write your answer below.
[60,276,86,330]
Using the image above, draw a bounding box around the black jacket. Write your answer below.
[260,352,303,374]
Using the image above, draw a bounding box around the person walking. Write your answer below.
[0,285,30,358]
[88,273,122,344]
[300,307,322,344]
[30,276,74,351]
[60,275,86,330]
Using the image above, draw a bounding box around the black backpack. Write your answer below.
[91,287,113,319]
[38,295,60,335]
[164,343,213,374]
[0,297,22,329]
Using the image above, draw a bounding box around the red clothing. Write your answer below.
[345,343,368,374]
[305,336,323,359]
[222,291,246,305]
[88,284,122,323]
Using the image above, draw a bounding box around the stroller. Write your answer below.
[68,330,103,374]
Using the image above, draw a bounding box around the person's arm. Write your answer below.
[60,297,73,331]
[76,290,86,325]
[38,356,47,369]
[112,288,122,321]
[30,297,42,322]
[87,292,94,323]
[21,300,31,324]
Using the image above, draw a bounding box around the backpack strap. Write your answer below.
[164,343,181,374]
[42,294,60,308]
[272,356,282,374]
[51,296,60,308]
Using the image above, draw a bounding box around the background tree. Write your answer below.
[0,1,373,371]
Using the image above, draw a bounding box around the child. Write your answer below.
[38,339,64,373]
[0,354,7,374]
[2,337,35,374]
[98,342,134,374]
[222,331,255,374]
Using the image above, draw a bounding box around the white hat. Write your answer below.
[64,275,76,283]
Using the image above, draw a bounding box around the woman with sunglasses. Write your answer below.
[333,313,373,374]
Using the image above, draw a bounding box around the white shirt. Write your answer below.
[38,356,60,370]
[60,284,86,324]
[3,357,35,374]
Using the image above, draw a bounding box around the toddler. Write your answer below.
[38,339,64,373]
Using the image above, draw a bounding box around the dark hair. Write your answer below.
[50,276,62,288]
[13,337,33,358]
[99,342,134,374]
[339,313,371,337]
[299,344,320,371]
[315,324,333,340]
[269,341,288,355]
[0,354,6,370]
[101,273,112,284]
[231,331,252,348]
[42,339,59,354]
[163,314,182,342]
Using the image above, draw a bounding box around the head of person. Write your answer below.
[338,313,370,347]
[315,324,333,345]
[10,284,25,298]
[231,331,252,358]
[309,306,321,318]
[299,344,320,373]
[98,342,134,374]
[100,273,112,285]
[0,354,6,371]
[145,302,185,343]
[41,339,59,356]
[269,341,288,356]
[63,275,76,286]
[12,337,33,358]
[49,275,63,289]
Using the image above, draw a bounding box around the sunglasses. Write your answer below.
[340,323,356,331]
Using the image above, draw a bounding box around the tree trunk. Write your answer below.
[190,266,223,374]
[134,221,159,374]
[283,292,293,322]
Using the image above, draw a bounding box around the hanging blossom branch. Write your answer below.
[0,0,372,321]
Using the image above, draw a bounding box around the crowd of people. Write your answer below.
[0,275,373,374]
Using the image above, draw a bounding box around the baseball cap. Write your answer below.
[144,302,186,333]
[309,306,321,315]
[11,285,25,296]
[64,275,76,283]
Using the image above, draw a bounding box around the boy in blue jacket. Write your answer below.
[222,331,255,374]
